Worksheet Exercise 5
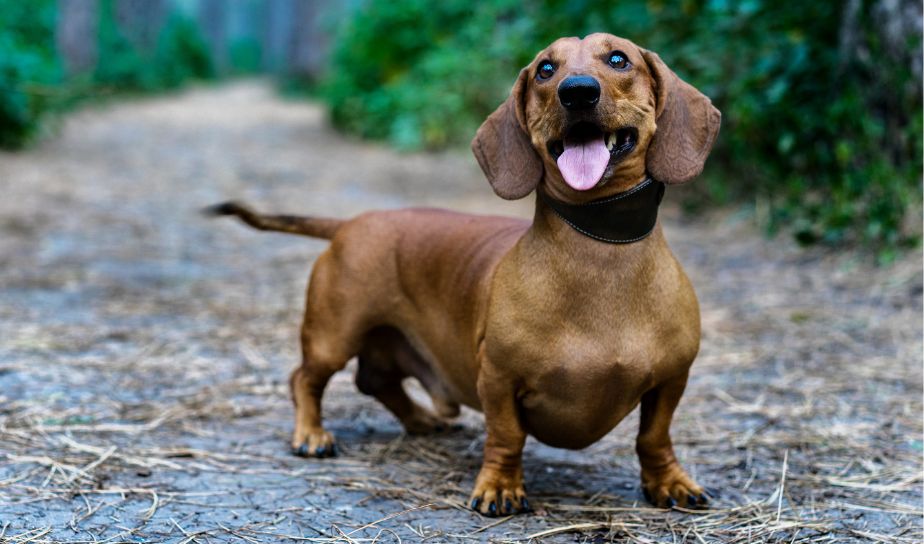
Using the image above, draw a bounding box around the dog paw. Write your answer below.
[291,430,337,458]
[641,466,710,509]
[468,470,530,517]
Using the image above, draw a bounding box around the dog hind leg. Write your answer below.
[289,328,354,458]
[355,327,452,435]
[290,252,369,458]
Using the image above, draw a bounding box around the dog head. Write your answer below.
[472,33,721,201]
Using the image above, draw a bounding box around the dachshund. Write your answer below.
[208,32,720,516]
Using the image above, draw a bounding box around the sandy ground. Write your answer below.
[0,82,921,543]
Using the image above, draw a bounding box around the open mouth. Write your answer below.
[546,123,638,191]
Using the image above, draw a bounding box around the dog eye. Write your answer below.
[607,51,630,71]
[536,61,556,80]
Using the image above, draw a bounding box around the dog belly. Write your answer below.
[514,352,654,449]
[520,390,642,449]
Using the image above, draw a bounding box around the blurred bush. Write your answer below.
[94,0,212,91]
[0,0,213,149]
[228,37,263,75]
[0,0,60,148]
[323,0,922,253]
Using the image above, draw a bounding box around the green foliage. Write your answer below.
[0,1,214,149]
[323,0,923,251]
[324,0,534,149]
[154,14,215,86]
[229,37,263,75]
[95,1,213,91]
[0,0,60,148]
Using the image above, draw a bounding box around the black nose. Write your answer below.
[558,76,601,110]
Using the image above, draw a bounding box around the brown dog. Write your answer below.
[209,33,720,516]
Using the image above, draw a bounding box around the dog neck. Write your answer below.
[535,177,665,244]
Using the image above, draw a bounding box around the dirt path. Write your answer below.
[0,82,921,543]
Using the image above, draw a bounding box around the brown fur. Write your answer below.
[210,33,721,515]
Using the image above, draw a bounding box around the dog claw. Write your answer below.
[470,493,531,516]
[641,466,708,509]
[315,444,338,458]
[293,441,337,459]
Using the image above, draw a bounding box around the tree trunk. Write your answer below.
[56,0,98,75]
[263,0,295,74]
[198,0,228,74]
[114,0,166,53]
[872,0,923,81]
[288,0,344,80]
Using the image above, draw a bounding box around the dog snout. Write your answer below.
[558,76,600,111]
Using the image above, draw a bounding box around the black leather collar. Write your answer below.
[539,177,665,244]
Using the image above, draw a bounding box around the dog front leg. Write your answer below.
[468,352,530,517]
[636,372,710,508]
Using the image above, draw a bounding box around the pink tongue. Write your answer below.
[556,136,610,191]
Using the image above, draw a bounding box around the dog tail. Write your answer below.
[204,201,344,240]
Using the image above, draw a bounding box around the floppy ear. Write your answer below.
[641,49,721,184]
[471,68,543,199]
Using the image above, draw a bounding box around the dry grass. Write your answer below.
[0,82,920,542]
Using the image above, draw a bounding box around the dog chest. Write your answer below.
[517,343,655,449]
